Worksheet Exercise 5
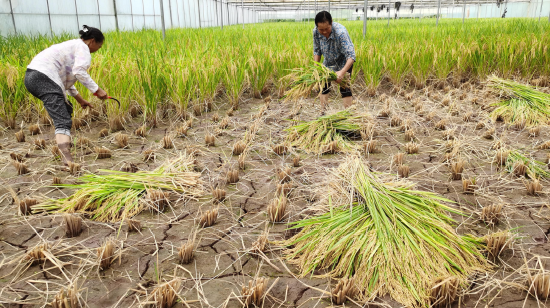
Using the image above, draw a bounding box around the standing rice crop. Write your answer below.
[281,157,488,308]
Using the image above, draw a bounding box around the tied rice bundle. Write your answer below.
[281,62,351,102]
[489,76,550,126]
[34,154,203,222]
[281,157,488,308]
[285,110,361,154]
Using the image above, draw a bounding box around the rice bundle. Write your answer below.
[281,62,351,102]
[505,151,550,179]
[281,157,488,308]
[33,155,203,222]
[489,76,550,127]
[285,110,360,154]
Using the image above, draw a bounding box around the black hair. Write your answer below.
[79,25,104,43]
[314,11,332,26]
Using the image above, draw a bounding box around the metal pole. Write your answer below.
[113,0,118,32]
[539,0,544,21]
[477,3,480,18]
[46,0,53,35]
[130,0,134,30]
[436,0,442,26]
[227,2,229,25]
[242,0,244,28]
[329,0,331,12]
[73,0,79,30]
[215,0,219,28]
[168,0,174,28]
[8,0,16,34]
[216,0,223,30]
[363,0,368,38]
[197,0,201,28]
[387,0,390,26]
[159,0,165,38]
[462,1,466,23]
[96,0,102,29]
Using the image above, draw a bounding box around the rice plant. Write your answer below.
[281,62,351,102]
[34,155,202,222]
[489,76,550,127]
[505,151,550,179]
[285,110,360,154]
[281,157,488,308]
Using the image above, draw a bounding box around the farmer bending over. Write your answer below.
[25,25,108,165]
[313,11,356,108]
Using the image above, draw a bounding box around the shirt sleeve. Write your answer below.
[67,85,79,97]
[313,28,322,56]
[72,44,99,94]
[338,30,356,62]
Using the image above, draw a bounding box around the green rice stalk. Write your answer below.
[281,157,489,308]
[33,154,203,222]
[285,110,361,154]
[280,62,351,102]
[506,150,550,179]
[489,76,550,127]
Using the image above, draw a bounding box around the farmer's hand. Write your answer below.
[95,88,108,100]
[79,99,93,109]
[336,70,346,84]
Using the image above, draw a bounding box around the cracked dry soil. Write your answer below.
[1,81,550,307]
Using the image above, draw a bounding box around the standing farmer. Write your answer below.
[313,11,356,108]
[25,25,108,165]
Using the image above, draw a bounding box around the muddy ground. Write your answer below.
[1,80,550,307]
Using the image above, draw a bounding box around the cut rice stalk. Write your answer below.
[484,231,511,260]
[480,204,503,225]
[285,110,360,154]
[528,273,550,300]
[33,155,203,222]
[127,219,141,232]
[281,62,351,102]
[227,169,239,184]
[199,208,218,228]
[19,198,37,215]
[50,284,80,308]
[430,276,461,308]
[63,214,82,238]
[241,277,269,307]
[147,279,181,308]
[331,278,358,305]
[179,233,196,264]
[97,238,115,270]
[281,157,488,308]
[268,195,288,222]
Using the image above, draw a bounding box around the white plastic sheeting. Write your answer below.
[0,0,258,36]
[257,1,549,21]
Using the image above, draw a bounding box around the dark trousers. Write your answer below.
[24,69,73,134]
[322,64,353,98]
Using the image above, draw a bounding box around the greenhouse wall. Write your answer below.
[0,0,258,37]
[257,1,550,22]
